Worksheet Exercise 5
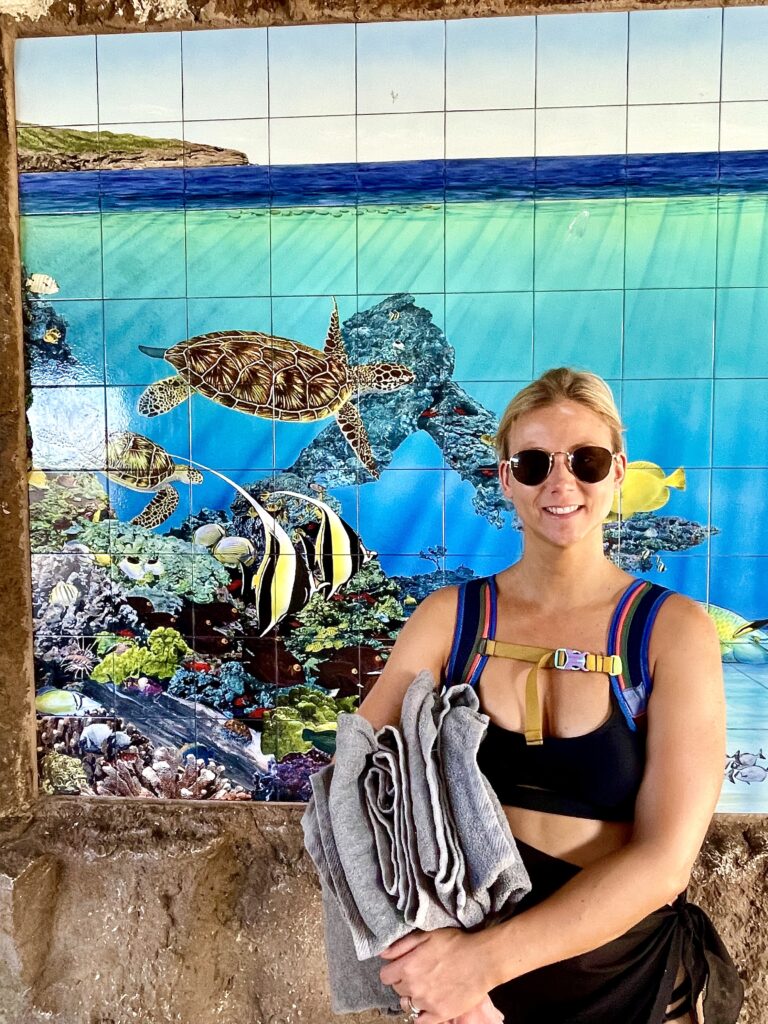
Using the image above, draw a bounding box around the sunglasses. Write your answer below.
[503,446,619,486]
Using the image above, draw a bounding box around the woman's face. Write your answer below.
[499,399,626,550]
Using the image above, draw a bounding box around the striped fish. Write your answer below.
[274,490,374,598]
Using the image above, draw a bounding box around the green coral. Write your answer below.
[91,627,191,685]
[41,751,89,795]
[261,686,357,760]
[284,559,406,660]
[77,521,230,603]
[28,472,111,552]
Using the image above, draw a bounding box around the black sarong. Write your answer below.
[489,840,744,1024]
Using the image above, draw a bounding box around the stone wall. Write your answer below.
[0,2,766,1023]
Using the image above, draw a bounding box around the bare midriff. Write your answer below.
[500,804,634,869]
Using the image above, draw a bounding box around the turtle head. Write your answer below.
[353,362,415,394]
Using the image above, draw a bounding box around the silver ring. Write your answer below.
[405,996,422,1020]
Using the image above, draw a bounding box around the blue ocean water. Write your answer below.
[21,153,768,808]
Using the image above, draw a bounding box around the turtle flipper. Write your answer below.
[335,400,378,479]
[322,298,348,365]
[131,485,179,529]
[138,376,191,417]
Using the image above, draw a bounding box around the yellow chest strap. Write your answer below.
[478,639,623,746]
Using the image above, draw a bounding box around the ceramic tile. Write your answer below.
[25,299,105,387]
[182,28,268,120]
[711,470,768,556]
[186,297,272,338]
[17,127,102,214]
[446,292,533,380]
[97,32,183,123]
[102,211,186,300]
[183,119,268,168]
[534,199,625,292]
[191,394,273,473]
[358,203,444,295]
[622,378,713,468]
[106,384,190,464]
[446,110,534,160]
[536,12,628,108]
[720,103,768,152]
[356,21,445,114]
[709,556,768,623]
[722,7,768,102]
[627,103,719,155]
[15,36,98,127]
[28,386,107,471]
[104,298,186,387]
[628,9,722,105]
[623,289,715,379]
[715,288,768,378]
[20,214,103,300]
[446,201,533,293]
[186,208,270,298]
[98,121,185,166]
[268,24,355,118]
[444,553,517,580]
[534,290,622,379]
[536,106,626,158]
[28,470,112,554]
[636,554,709,602]
[270,207,357,296]
[445,472,520,558]
[357,113,444,163]
[625,196,717,289]
[446,16,535,111]
[717,196,768,288]
[358,470,444,554]
[713,379,768,468]
[269,115,356,166]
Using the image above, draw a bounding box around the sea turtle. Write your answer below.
[137,300,415,478]
[105,431,203,529]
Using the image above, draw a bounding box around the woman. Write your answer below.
[357,368,743,1024]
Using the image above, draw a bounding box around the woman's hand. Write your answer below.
[379,928,501,1024]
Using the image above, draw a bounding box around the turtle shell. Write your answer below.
[106,432,176,489]
[165,332,352,421]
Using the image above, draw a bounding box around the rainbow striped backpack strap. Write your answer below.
[607,579,674,731]
[445,575,497,689]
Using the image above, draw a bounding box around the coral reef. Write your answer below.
[289,294,454,486]
[90,627,191,685]
[40,751,90,795]
[168,660,280,714]
[21,272,80,382]
[261,685,356,761]
[96,749,250,800]
[28,472,112,551]
[169,506,230,543]
[252,748,331,802]
[284,558,405,665]
[76,520,232,603]
[603,513,716,571]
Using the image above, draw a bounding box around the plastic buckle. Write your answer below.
[553,647,588,671]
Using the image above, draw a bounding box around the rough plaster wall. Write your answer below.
[0,1,766,1022]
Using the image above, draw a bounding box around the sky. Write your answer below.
[14,7,768,165]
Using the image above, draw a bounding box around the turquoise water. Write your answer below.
[22,178,768,808]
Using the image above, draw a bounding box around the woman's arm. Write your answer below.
[379,594,727,1023]
[356,585,458,729]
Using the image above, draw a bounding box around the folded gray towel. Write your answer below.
[301,670,531,1015]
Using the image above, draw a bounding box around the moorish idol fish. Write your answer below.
[274,489,374,598]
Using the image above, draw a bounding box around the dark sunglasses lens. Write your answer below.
[511,450,551,485]
[571,446,613,483]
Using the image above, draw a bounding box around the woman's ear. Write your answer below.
[613,451,627,489]
[498,459,515,503]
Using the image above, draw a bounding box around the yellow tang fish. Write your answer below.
[608,462,685,521]
[28,470,49,489]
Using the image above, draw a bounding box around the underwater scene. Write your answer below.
[15,10,768,810]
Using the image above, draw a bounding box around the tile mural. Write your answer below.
[15,8,768,808]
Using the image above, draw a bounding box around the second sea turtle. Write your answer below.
[105,431,202,529]
[137,300,414,478]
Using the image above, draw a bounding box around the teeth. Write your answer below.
[545,505,579,515]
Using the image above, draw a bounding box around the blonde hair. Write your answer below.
[494,367,625,460]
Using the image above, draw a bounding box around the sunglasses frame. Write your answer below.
[501,446,620,486]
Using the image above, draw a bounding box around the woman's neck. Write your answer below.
[499,537,630,613]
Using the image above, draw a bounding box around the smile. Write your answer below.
[543,505,582,517]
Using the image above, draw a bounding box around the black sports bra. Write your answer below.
[444,575,672,823]
[475,689,646,822]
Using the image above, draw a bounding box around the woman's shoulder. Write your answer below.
[648,587,720,663]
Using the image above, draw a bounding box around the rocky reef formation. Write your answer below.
[17,124,249,172]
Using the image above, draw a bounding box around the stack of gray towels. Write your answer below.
[301,670,532,1014]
